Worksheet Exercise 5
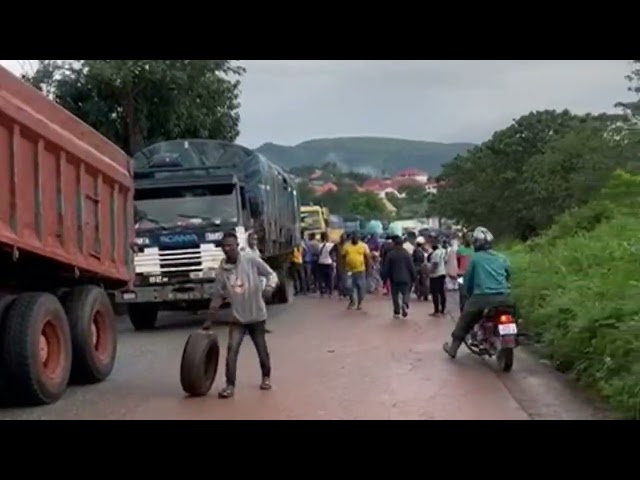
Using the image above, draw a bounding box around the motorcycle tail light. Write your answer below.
[498,314,514,324]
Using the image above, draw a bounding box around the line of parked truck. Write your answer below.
[0,66,301,406]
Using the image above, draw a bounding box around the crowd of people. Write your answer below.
[290,229,474,318]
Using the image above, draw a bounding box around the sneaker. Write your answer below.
[260,377,272,390]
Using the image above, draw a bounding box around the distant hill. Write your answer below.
[255,137,475,176]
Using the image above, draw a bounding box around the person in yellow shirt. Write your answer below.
[290,242,305,295]
[342,232,371,310]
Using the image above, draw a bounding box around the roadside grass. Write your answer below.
[506,171,640,419]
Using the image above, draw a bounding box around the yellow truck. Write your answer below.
[300,205,344,243]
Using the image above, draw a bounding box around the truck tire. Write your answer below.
[0,295,17,403]
[64,286,117,384]
[128,304,159,331]
[0,295,16,334]
[0,293,72,406]
[180,330,220,397]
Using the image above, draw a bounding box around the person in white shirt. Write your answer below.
[246,232,261,258]
[444,239,459,291]
[402,235,415,255]
[317,232,335,297]
[427,234,448,316]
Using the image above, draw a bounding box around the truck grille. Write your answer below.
[134,244,224,275]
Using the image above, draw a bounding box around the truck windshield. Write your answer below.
[135,184,237,228]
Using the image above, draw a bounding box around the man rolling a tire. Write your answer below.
[203,231,279,398]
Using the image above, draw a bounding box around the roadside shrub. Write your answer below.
[507,171,640,419]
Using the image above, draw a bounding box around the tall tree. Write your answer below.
[23,60,245,155]
[435,110,584,238]
[520,118,630,232]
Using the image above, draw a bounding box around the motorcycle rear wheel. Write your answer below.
[497,348,514,372]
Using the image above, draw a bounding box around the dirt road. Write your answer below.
[0,293,609,420]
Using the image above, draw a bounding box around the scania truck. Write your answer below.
[115,139,300,330]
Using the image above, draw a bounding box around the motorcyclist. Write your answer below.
[442,226,514,359]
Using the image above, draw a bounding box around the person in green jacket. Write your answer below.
[442,227,515,359]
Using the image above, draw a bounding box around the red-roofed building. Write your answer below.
[313,183,338,195]
[362,178,390,191]
[390,177,423,191]
[395,168,428,183]
[309,169,323,180]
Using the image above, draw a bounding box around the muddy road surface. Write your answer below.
[0,293,609,420]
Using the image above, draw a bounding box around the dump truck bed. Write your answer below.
[0,66,134,288]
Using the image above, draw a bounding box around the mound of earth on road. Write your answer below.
[255,137,475,176]
[506,170,640,419]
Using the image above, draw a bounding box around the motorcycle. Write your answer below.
[457,277,519,372]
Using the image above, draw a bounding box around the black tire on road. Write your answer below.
[180,330,220,397]
[64,286,117,384]
[497,348,514,372]
[128,304,159,331]
[0,293,72,406]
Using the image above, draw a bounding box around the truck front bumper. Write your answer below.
[115,282,218,304]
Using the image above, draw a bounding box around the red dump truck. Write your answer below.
[0,66,134,406]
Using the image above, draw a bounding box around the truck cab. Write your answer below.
[116,138,298,330]
[300,205,328,239]
[117,142,251,330]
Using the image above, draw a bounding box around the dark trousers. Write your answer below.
[304,262,317,291]
[459,287,467,314]
[430,275,446,313]
[225,320,271,387]
[317,263,333,295]
[335,269,346,296]
[415,270,430,299]
[451,293,514,341]
[290,263,305,294]
[390,282,410,315]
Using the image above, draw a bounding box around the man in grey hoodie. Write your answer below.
[204,231,279,399]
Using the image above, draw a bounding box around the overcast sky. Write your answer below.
[1,60,634,148]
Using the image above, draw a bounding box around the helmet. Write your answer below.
[416,236,425,245]
[471,227,494,251]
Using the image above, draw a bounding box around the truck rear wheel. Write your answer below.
[0,293,72,406]
[64,286,117,384]
[128,304,159,331]
[0,295,17,403]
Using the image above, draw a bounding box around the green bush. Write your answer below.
[507,170,640,419]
